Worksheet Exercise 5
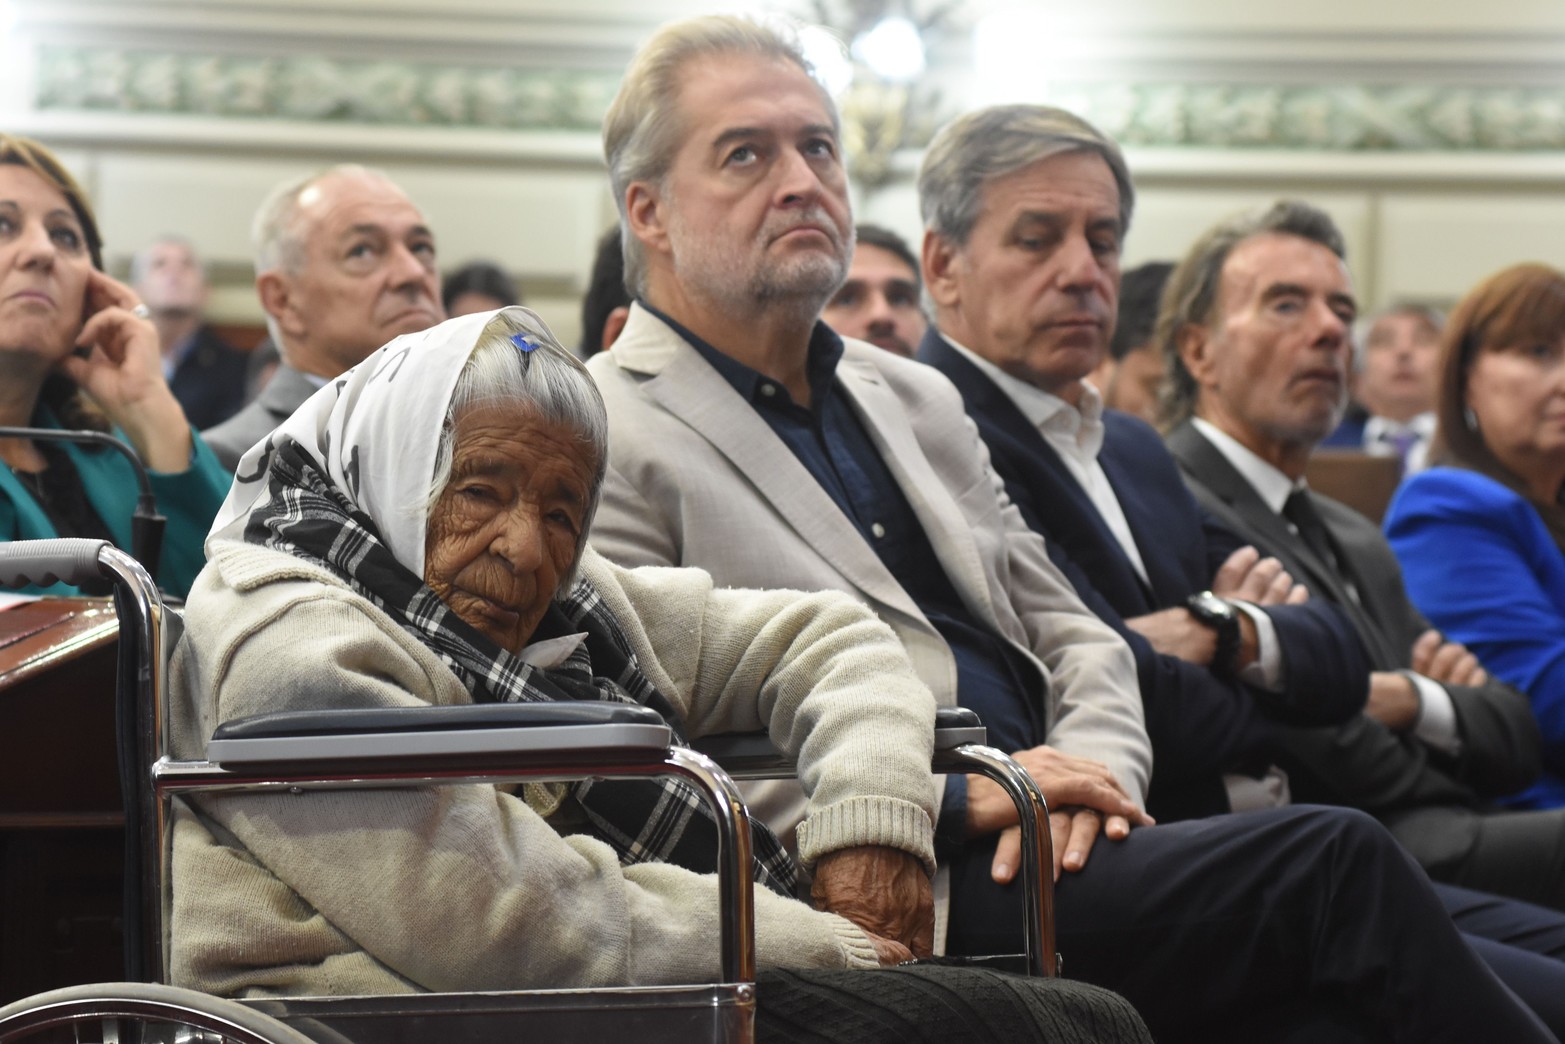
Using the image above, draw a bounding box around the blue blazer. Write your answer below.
[1386,466,1565,808]
[0,406,232,598]
[919,331,1370,821]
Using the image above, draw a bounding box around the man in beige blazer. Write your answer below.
[582,15,1554,1043]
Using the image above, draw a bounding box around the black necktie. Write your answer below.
[1283,490,1339,570]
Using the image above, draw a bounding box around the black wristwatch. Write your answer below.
[1186,590,1241,679]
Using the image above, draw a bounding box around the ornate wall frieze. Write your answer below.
[34,46,622,131]
[1050,82,1565,151]
[34,43,1565,152]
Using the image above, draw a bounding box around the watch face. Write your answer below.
[1193,591,1235,621]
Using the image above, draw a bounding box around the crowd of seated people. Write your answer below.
[12,10,1565,1042]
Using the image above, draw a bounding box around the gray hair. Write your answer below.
[1156,200,1347,428]
[1352,302,1445,371]
[918,105,1135,249]
[128,234,201,287]
[603,14,837,298]
[426,311,609,584]
[250,163,395,349]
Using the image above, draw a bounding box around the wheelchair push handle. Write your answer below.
[0,538,111,590]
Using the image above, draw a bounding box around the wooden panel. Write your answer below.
[0,599,125,1001]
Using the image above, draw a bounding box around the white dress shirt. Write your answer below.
[1363,412,1435,475]
[1191,418,1461,756]
[945,339,1151,585]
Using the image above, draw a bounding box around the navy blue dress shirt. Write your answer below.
[644,305,1044,850]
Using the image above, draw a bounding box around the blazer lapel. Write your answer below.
[1166,423,1349,602]
[1097,448,1186,605]
[610,308,925,622]
[834,351,998,621]
[1167,421,1399,662]
[925,334,1154,609]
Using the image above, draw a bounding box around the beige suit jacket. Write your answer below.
[586,305,1150,809]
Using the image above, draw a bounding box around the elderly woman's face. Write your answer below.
[423,403,597,652]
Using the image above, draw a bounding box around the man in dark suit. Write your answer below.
[130,236,250,430]
[1159,199,1565,913]
[909,110,1565,1029]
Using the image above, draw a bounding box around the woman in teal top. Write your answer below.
[0,134,229,597]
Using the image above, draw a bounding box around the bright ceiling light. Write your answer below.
[973,8,1052,105]
[852,16,926,84]
[801,25,854,97]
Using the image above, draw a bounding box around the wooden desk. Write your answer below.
[0,598,125,1001]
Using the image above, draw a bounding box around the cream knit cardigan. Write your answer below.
[169,540,939,996]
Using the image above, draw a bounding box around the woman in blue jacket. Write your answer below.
[0,134,229,597]
[1385,263,1565,809]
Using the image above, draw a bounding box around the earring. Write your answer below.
[1464,406,1479,431]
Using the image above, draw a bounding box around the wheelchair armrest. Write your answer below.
[206,702,673,767]
[693,706,989,777]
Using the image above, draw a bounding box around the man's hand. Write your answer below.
[1411,629,1488,688]
[811,846,933,958]
[965,745,1153,882]
[1212,546,1309,606]
[1365,671,1421,731]
[1126,606,1218,664]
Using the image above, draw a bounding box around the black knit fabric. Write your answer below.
[754,965,1152,1044]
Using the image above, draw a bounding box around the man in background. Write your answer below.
[1088,260,1172,424]
[130,236,249,429]
[1323,303,1443,473]
[203,165,444,469]
[821,224,927,357]
[580,226,631,358]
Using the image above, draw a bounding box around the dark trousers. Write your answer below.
[1396,805,1565,911]
[1437,881,1565,1035]
[946,805,1553,1043]
[754,964,1150,1044]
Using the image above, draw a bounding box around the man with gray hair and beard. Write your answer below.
[584,13,1554,1043]
[202,165,444,469]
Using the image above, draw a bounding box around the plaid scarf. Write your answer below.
[245,440,797,895]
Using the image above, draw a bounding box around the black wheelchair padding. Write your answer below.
[212,701,667,741]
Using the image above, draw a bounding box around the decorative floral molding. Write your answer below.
[1050,82,1565,151]
[34,46,622,131]
[34,44,1565,151]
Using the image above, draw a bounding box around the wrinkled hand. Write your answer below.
[966,745,1153,883]
[1411,629,1488,688]
[862,929,915,966]
[1212,546,1309,606]
[1365,671,1421,731]
[58,270,191,472]
[1126,606,1217,665]
[811,846,933,958]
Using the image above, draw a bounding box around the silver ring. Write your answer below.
[130,303,150,319]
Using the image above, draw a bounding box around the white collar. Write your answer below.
[1363,411,1435,442]
[942,333,1105,454]
[1191,417,1301,514]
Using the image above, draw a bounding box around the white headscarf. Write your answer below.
[209,306,563,576]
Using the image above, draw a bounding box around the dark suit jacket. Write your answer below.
[921,332,1370,820]
[201,364,320,472]
[1167,420,1544,862]
[169,326,250,430]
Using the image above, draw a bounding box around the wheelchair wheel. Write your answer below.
[0,982,317,1044]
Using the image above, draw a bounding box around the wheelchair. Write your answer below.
[0,538,1057,1044]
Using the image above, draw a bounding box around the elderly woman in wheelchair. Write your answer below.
[164,307,1147,1041]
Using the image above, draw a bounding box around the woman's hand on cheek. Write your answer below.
[58,269,194,473]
